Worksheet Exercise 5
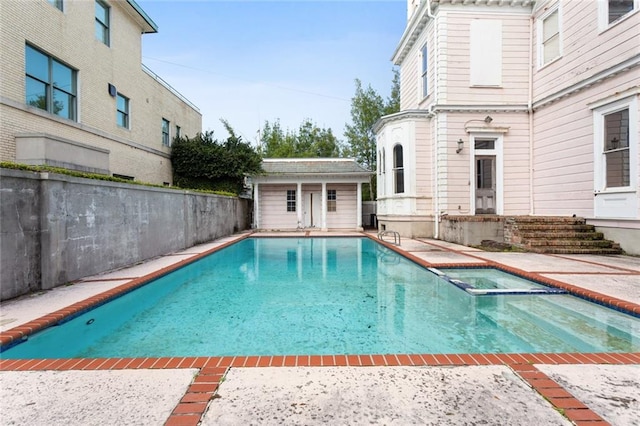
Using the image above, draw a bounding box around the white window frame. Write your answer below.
[393,144,404,194]
[598,0,639,31]
[592,95,638,218]
[420,44,428,99]
[327,189,337,212]
[469,20,502,87]
[537,4,562,69]
[286,190,296,212]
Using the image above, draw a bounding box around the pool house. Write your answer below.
[250,158,372,231]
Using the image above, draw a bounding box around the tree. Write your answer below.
[260,119,341,158]
[171,121,262,194]
[344,69,401,200]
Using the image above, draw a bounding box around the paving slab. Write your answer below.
[0,280,129,332]
[537,364,640,426]
[466,252,624,273]
[415,239,484,252]
[203,366,571,426]
[553,254,640,272]
[0,369,197,426]
[542,274,640,304]
[410,251,487,264]
[82,254,195,280]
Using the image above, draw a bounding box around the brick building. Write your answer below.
[0,0,202,185]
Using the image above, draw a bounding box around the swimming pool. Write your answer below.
[2,237,639,358]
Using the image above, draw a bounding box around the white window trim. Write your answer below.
[598,0,640,32]
[420,44,429,99]
[537,3,562,70]
[593,95,638,195]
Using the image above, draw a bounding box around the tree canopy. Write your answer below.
[259,119,341,158]
[343,68,400,199]
[171,126,262,194]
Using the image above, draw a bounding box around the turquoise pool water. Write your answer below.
[2,237,639,358]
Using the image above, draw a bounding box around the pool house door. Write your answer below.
[304,192,322,227]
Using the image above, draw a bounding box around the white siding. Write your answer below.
[325,184,358,229]
[532,72,639,217]
[259,185,299,230]
[533,0,640,102]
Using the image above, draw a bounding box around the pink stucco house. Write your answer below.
[375,0,639,254]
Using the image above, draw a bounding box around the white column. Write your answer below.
[356,182,362,230]
[296,182,302,228]
[254,183,260,229]
[321,182,327,231]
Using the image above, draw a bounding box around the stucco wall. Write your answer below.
[0,168,251,301]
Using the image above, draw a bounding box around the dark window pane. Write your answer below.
[393,145,403,168]
[609,0,634,23]
[395,169,404,193]
[26,77,47,110]
[604,109,629,151]
[605,150,630,187]
[475,140,495,150]
[52,60,74,93]
[52,88,72,119]
[26,45,49,82]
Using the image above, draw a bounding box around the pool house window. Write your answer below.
[327,189,336,212]
[286,190,296,212]
[25,44,77,121]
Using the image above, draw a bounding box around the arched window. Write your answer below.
[378,150,382,175]
[382,148,386,174]
[393,145,404,194]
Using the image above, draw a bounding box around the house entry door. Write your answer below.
[475,156,496,214]
[304,192,322,227]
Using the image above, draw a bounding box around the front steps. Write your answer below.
[505,216,623,255]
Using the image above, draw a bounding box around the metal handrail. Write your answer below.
[378,230,401,246]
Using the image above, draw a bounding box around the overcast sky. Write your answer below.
[136,0,407,145]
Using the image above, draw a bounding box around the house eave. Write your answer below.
[374,109,434,133]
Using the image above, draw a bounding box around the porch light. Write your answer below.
[456,138,464,154]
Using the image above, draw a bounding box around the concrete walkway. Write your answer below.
[1,231,638,426]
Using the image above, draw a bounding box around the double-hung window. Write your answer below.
[393,145,404,194]
[539,7,561,67]
[116,93,129,128]
[421,45,428,98]
[162,118,170,146]
[603,108,630,188]
[599,0,638,29]
[327,190,336,212]
[25,44,77,121]
[286,190,296,212]
[95,0,110,46]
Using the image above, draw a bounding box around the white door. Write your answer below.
[304,192,322,227]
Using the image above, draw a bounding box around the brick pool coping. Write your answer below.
[1,232,639,426]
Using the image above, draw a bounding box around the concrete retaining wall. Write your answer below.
[0,168,251,301]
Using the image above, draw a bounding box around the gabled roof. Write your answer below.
[260,158,371,176]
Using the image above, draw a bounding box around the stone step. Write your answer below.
[506,216,587,224]
[518,231,605,240]
[526,239,615,248]
[528,247,623,255]
[513,224,596,232]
